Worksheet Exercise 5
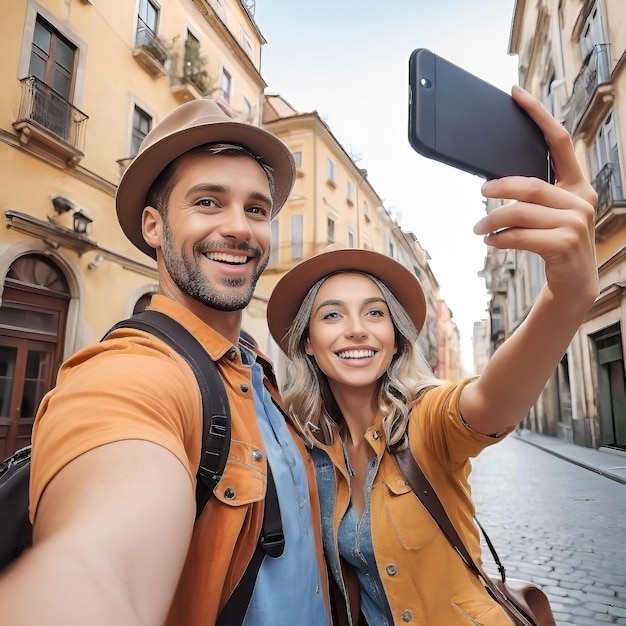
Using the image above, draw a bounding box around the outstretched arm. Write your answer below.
[460,86,598,435]
[0,440,196,626]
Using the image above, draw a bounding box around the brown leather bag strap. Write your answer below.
[393,446,536,626]
[393,447,480,574]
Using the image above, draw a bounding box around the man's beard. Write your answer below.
[160,221,269,312]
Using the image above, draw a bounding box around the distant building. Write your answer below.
[472,319,489,375]
[258,94,446,368]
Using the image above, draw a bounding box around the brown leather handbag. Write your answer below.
[393,447,557,626]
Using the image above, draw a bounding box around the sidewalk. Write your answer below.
[514,428,626,485]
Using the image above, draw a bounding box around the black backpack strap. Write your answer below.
[107,310,285,624]
[107,309,229,518]
[217,463,284,626]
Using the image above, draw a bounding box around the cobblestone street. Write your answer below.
[470,435,626,625]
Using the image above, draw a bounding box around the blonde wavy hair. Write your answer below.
[281,272,443,449]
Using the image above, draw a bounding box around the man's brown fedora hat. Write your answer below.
[267,245,427,354]
[116,99,295,259]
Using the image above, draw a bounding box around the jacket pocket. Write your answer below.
[381,472,440,550]
[212,438,265,506]
[452,601,513,625]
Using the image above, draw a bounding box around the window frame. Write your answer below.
[29,17,77,100]
[291,214,303,260]
[131,105,152,157]
[220,68,232,103]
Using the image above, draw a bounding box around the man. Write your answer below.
[0,100,331,626]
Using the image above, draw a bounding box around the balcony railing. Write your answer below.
[563,44,611,134]
[592,161,625,221]
[14,76,88,152]
[135,25,168,66]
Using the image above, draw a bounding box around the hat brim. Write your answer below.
[267,248,427,354]
[116,120,295,259]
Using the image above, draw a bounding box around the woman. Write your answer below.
[266,87,598,625]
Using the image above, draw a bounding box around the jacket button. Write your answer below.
[401,609,413,622]
[240,383,249,393]
[386,564,398,576]
[252,449,264,462]
[224,487,236,499]
[372,430,381,440]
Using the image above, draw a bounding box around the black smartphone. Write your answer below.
[408,48,553,183]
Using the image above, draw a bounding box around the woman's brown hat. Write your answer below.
[267,245,427,353]
[115,99,295,259]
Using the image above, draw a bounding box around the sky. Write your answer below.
[253,0,520,372]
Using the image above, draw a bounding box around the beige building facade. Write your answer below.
[482,0,626,450]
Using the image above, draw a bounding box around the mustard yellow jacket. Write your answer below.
[314,379,515,625]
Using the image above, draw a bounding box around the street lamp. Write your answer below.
[73,209,93,235]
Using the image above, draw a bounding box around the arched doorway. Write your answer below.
[0,255,70,457]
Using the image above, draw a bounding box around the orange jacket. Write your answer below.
[30,295,330,625]
[316,379,515,625]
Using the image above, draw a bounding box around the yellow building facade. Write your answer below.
[0,0,267,456]
[0,0,456,457]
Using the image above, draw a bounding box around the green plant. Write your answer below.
[183,37,211,95]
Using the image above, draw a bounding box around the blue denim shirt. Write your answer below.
[242,349,329,626]
[337,456,394,626]
[313,446,394,626]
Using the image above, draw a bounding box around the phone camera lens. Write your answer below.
[420,78,432,89]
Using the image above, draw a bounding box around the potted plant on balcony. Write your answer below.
[183,37,212,95]
[166,35,213,97]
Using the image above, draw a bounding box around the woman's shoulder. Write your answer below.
[411,376,478,413]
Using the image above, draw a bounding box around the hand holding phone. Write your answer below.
[408,48,553,183]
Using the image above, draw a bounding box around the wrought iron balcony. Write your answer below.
[563,44,611,134]
[591,163,626,235]
[13,76,88,166]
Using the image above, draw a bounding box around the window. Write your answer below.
[388,242,394,258]
[136,0,159,47]
[346,180,354,205]
[544,71,557,118]
[326,158,335,184]
[270,220,279,265]
[220,68,232,103]
[580,3,604,60]
[131,106,152,156]
[363,201,370,221]
[185,31,200,64]
[242,97,252,123]
[292,151,302,170]
[327,217,335,244]
[240,29,253,57]
[29,18,76,99]
[591,111,623,212]
[348,231,354,248]
[592,111,620,177]
[291,215,303,259]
